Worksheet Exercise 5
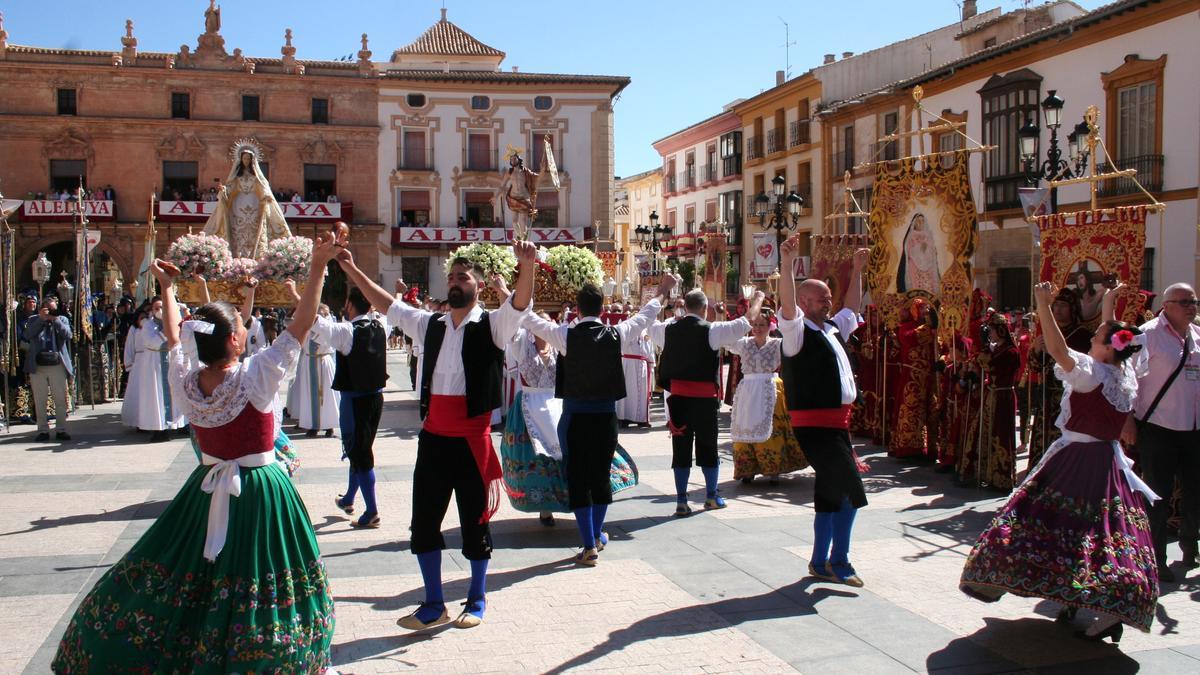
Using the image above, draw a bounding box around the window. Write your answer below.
[406,93,427,108]
[983,37,997,48]
[532,192,558,228]
[258,162,271,180]
[1117,83,1156,159]
[466,133,493,171]
[49,159,86,192]
[882,112,899,161]
[720,189,743,247]
[311,98,329,124]
[979,69,1041,210]
[704,199,718,223]
[836,125,855,175]
[470,95,491,110]
[533,96,553,111]
[464,191,494,227]
[162,161,199,200]
[939,130,964,168]
[397,189,431,226]
[684,204,696,233]
[849,187,872,234]
[242,95,260,122]
[996,268,1031,311]
[303,164,337,201]
[56,88,77,116]
[1141,248,1155,292]
[402,130,430,170]
[705,145,717,182]
[171,92,190,119]
[530,132,557,173]
[401,257,430,292]
[719,131,742,176]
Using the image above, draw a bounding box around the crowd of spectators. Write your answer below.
[26,185,116,202]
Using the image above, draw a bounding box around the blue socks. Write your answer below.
[342,471,360,506]
[573,506,596,550]
[831,498,857,566]
[415,550,445,622]
[466,559,488,619]
[701,466,720,499]
[358,469,377,516]
[590,504,608,545]
[673,467,690,502]
[811,512,834,568]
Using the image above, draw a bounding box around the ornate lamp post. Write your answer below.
[634,210,670,275]
[32,252,52,300]
[754,174,803,273]
[1019,89,1092,213]
[602,275,617,302]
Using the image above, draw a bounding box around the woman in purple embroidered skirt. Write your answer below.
[960,281,1160,644]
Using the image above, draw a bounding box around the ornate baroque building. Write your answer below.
[0,3,381,292]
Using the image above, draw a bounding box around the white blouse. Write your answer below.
[168,330,302,428]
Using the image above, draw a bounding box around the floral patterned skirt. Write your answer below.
[959,439,1158,631]
[732,378,808,479]
[52,462,334,673]
[500,392,638,513]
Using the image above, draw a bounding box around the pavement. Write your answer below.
[1,348,1198,674]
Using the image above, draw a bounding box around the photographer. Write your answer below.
[23,296,73,442]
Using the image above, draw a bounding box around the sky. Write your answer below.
[4,0,1109,178]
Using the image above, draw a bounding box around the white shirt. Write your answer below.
[321,313,386,356]
[647,313,750,351]
[387,298,529,396]
[523,299,661,356]
[1133,315,1200,431]
[777,306,860,405]
[245,316,267,359]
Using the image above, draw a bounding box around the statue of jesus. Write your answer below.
[202,140,291,258]
[496,147,539,240]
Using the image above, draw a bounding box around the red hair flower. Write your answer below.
[1110,329,1134,351]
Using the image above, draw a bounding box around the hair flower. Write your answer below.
[1111,329,1134,351]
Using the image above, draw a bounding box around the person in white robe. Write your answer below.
[120,314,145,427]
[291,305,340,437]
[616,327,654,427]
[132,306,185,440]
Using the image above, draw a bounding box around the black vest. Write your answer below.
[781,320,849,411]
[657,316,718,391]
[332,318,388,392]
[419,311,503,420]
[555,320,626,401]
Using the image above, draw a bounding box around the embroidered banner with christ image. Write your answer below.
[811,233,869,313]
[1036,205,1148,326]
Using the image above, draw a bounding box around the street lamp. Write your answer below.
[57,270,75,307]
[756,174,803,273]
[1021,89,1092,213]
[602,275,616,301]
[634,209,670,274]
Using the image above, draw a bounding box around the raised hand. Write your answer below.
[394,277,408,295]
[149,259,181,286]
[852,247,870,271]
[311,231,339,266]
[513,239,538,265]
[1033,281,1055,307]
[657,272,678,298]
[335,246,354,267]
[490,272,509,295]
[780,234,800,262]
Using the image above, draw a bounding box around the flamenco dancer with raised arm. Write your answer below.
[335,240,535,631]
[52,229,342,672]
[960,280,1159,643]
[521,273,676,565]
[778,235,870,587]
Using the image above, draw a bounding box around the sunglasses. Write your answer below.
[1166,299,1199,307]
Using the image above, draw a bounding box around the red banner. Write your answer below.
[1037,206,1147,324]
[811,233,869,312]
[157,200,350,222]
[21,200,115,221]
[392,227,590,246]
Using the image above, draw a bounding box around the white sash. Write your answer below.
[1024,430,1159,503]
[199,451,275,562]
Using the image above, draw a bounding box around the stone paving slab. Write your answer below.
[0,594,76,672]
[0,488,153,558]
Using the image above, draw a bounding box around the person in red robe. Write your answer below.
[1027,289,1093,469]
[959,314,1021,491]
[850,305,881,441]
[888,298,939,461]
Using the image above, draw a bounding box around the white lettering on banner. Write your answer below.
[23,200,113,217]
[395,227,585,244]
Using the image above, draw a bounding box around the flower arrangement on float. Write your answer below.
[545,245,603,293]
[222,257,258,280]
[445,242,517,282]
[164,232,232,279]
[255,236,313,281]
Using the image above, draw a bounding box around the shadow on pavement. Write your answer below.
[0,499,170,536]
[926,616,1141,674]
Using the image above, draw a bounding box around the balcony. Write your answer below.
[789,120,811,147]
[766,129,783,155]
[462,148,498,172]
[700,163,719,184]
[679,168,696,190]
[664,174,677,194]
[832,151,855,177]
[746,136,763,161]
[398,148,434,171]
[722,155,742,177]
[1096,154,1164,198]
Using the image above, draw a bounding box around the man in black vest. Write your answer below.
[778,234,869,587]
[326,287,388,530]
[335,241,535,631]
[650,288,759,516]
[522,274,676,565]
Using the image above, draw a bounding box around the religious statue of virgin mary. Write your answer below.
[203,139,291,258]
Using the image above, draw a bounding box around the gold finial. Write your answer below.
[912,85,924,104]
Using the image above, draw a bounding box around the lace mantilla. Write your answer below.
[183,364,251,428]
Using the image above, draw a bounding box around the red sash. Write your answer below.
[669,379,719,398]
[789,405,853,430]
[424,394,502,523]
